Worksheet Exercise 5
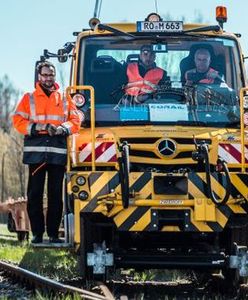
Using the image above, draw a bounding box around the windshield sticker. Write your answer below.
[171,81,182,88]
[149,104,188,122]
[120,106,149,121]
[215,38,235,47]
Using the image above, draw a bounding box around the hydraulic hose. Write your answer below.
[202,144,231,205]
[118,142,130,208]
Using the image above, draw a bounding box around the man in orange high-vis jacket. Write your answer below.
[12,61,80,244]
[185,48,224,85]
[124,45,168,103]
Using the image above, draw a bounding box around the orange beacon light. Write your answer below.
[216,6,227,28]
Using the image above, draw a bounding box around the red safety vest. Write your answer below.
[125,63,164,96]
[185,67,218,84]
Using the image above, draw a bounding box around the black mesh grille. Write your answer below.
[175,151,193,159]
[120,137,159,144]
[130,150,158,158]
[174,138,212,145]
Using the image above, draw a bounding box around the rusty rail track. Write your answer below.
[1,258,248,299]
[0,260,114,299]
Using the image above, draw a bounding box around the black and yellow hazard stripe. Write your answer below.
[82,172,120,212]
[71,170,248,232]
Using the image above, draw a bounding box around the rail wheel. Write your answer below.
[78,213,93,281]
[78,213,114,282]
[221,216,248,289]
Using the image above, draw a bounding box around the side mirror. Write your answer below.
[57,49,68,63]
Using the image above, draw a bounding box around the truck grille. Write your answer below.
[119,137,212,162]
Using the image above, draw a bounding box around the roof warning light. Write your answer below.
[216,6,227,28]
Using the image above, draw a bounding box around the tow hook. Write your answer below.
[229,245,248,277]
[87,241,114,274]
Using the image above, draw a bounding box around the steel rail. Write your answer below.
[0,260,112,300]
[97,282,115,300]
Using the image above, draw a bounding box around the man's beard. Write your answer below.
[40,81,56,92]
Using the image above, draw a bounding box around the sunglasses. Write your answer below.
[40,73,55,78]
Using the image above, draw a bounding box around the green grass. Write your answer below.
[0,224,79,281]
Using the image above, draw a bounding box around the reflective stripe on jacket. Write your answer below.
[125,63,164,96]
[23,134,68,165]
[12,83,80,165]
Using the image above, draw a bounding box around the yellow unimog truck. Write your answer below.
[43,6,248,284]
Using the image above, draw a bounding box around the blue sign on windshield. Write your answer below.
[120,106,149,121]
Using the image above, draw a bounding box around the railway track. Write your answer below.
[106,272,248,299]
[1,260,248,299]
[0,261,248,300]
[0,260,114,299]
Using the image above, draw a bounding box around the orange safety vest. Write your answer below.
[12,83,80,165]
[125,63,164,96]
[185,67,218,84]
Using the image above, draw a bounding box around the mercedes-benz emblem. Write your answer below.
[157,139,176,157]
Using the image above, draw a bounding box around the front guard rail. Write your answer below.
[240,87,248,172]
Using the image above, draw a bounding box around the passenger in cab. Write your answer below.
[185,48,224,85]
[12,62,80,244]
[124,45,168,103]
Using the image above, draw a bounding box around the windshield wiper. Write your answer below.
[97,24,220,40]
[184,25,221,34]
[98,24,135,39]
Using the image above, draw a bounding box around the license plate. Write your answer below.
[137,21,183,32]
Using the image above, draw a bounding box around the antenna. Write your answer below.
[93,0,103,18]
[154,0,158,13]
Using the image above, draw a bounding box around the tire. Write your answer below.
[78,213,114,282]
[78,214,94,281]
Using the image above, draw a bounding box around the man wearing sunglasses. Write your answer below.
[124,45,168,103]
[12,61,80,244]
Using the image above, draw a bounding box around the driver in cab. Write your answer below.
[124,45,168,104]
[185,48,224,85]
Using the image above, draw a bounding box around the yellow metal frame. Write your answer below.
[66,85,96,171]
[240,87,248,172]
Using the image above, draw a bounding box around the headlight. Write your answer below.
[78,110,86,123]
[78,191,89,200]
[72,93,86,107]
[76,176,86,186]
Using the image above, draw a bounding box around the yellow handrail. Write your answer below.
[239,87,248,173]
[66,85,96,171]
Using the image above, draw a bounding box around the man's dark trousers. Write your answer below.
[27,163,65,238]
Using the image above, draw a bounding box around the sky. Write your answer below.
[0,0,248,93]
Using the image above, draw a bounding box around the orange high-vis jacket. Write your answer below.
[12,83,80,165]
[125,63,164,96]
[13,83,80,135]
[185,67,219,84]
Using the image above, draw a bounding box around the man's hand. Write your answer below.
[31,123,50,136]
[207,70,218,80]
[32,123,68,136]
[55,126,68,136]
[34,123,47,131]
[46,124,57,136]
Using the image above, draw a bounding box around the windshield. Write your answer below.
[78,35,242,128]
